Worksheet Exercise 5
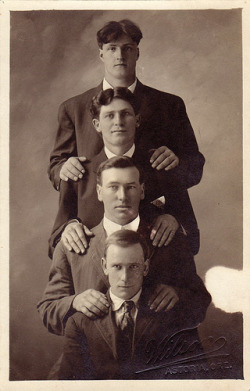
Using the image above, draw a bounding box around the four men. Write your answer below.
[39,18,209,380]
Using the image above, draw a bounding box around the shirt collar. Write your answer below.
[104,144,135,159]
[103,214,140,237]
[103,78,137,93]
[109,288,142,312]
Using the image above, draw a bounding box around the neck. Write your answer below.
[105,213,139,226]
[105,142,134,156]
[105,74,136,88]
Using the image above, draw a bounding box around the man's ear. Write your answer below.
[96,184,103,202]
[92,118,101,133]
[143,258,150,277]
[99,49,104,62]
[101,257,108,275]
[135,114,141,128]
[140,183,145,200]
[136,47,140,61]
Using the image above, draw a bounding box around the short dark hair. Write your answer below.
[104,229,149,261]
[97,19,143,48]
[96,156,144,185]
[90,87,140,119]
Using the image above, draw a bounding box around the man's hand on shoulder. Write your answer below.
[150,214,179,247]
[73,289,110,319]
[62,221,94,254]
[60,156,87,182]
[150,146,179,171]
[148,283,179,312]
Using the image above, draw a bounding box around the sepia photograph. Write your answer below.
[1,1,249,389]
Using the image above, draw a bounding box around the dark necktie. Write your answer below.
[117,301,135,362]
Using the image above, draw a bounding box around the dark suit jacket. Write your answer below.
[37,219,211,336]
[49,81,204,192]
[54,290,204,380]
[49,147,200,257]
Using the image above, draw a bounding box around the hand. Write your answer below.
[73,289,110,319]
[62,222,94,254]
[150,146,179,171]
[60,156,87,181]
[148,284,179,312]
[150,214,179,247]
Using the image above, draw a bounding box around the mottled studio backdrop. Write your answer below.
[10,9,242,380]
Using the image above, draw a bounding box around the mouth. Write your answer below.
[115,63,127,67]
[111,130,126,133]
[118,286,131,289]
[115,205,130,209]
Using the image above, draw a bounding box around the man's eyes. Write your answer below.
[107,46,133,52]
[130,264,139,270]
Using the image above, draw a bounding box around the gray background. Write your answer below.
[10,9,242,380]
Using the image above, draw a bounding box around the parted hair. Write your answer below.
[90,87,140,119]
[97,19,143,48]
[96,156,144,185]
[104,229,149,261]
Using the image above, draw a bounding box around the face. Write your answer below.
[99,34,139,84]
[102,243,149,300]
[93,98,139,151]
[97,167,145,225]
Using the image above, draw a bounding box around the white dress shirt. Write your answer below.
[103,78,137,93]
[109,288,142,326]
[104,144,135,160]
[103,215,140,237]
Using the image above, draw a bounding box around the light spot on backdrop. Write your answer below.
[205,267,247,313]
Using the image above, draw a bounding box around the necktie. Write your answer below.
[117,301,134,362]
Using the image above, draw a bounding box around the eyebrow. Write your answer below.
[106,43,137,47]
[103,108,133,114]
[107,181,137,185]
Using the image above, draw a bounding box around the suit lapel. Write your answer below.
[134,292,155,347]
[92,149,108,173]
[94,294,119,359]
[90,222,109,289]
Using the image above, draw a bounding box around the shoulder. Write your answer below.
[59,84,102,110]
[137,81,184,104]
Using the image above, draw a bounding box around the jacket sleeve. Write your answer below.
[48,180,78,258]
[145,231,211,326]
[167,96,205,190]
[152,95,205,191]
[37,243,77,336]
[48,101,78,191]
[55,315,95,380]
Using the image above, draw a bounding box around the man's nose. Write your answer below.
[116,47,125,60]
[114,112,123,126]
[117,186,126,200]
[120,268,129,282]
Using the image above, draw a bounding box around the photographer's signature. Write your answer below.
[135,327,229,374]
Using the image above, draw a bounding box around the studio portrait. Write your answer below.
[8,8,243,382]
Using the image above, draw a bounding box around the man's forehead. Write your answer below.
[100,99,134,114]
[104,35,137,46]
[106,243,144,261]
[101,167,140,182]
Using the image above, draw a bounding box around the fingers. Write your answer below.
[151,224,171,247]
[149,146,179,171]
[164,295,179,312]
[148,285,179,312]
[62,223,90,254]
[150,215,179,247]
[73,290,110,319]
[60,157,86,182]
[164,157,179,171]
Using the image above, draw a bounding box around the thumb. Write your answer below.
[83,226,95,237]
[78,156,87,162]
